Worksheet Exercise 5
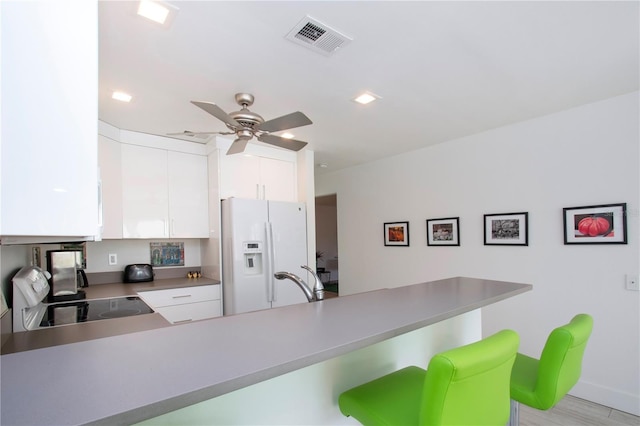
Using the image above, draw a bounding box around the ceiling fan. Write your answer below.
[169,93,312,155]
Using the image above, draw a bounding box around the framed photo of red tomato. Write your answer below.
[563,203,627,244]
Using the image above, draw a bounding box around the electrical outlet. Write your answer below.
[625,274,639,291]
[108,253,118,266]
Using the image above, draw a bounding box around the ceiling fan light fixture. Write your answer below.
[112,91,132,102]
[353,92,380,105]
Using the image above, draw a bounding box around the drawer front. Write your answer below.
[156,300,221,324]
[138,285,220,308]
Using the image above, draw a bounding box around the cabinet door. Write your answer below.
[260,157,296,202]
[138,285,220,308]
[0,1,98,238]
[219,154,261,199]
[98,136,123,239]
[121,145,169,238]
[219,154,296,201]
[168,152,209,238]
[156,300,222,324]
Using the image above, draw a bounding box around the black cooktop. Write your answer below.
[39,296,154,328]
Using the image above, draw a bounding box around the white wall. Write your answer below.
[316,92,639,415]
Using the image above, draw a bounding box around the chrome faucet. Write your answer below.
[274,265,325,302]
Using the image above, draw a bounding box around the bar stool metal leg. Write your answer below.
[508,399,520,426]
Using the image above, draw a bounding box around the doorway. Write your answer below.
[315,194,338,296]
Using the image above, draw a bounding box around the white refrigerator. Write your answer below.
[221,198,309,315]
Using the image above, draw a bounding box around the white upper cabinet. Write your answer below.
[218,140,297,202]
[0,1,98,240]
[122,145,170,238]
[98,135,123,239]
[168,151,209,238]
[259,157,296,202]
[121,144,209,239]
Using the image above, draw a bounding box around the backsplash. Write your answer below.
[0,239,204,306]
[86,239,202,273]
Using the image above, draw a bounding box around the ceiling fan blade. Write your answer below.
[226,138,251,155]
[258,134,308,151]
[191,101,241,128]
[166,131,233,136]
[256,111,312,133]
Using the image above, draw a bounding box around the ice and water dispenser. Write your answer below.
[243,241,263,275]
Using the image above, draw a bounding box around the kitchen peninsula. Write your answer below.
[1,277,531,425]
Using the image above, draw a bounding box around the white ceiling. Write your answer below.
[98,1,639,174]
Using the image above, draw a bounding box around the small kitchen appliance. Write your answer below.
[12,265,51,332]
[46,250,86,302]
[123,264,154,283]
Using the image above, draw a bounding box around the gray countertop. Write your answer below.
[1,277,220,354]
[0,277,531,426]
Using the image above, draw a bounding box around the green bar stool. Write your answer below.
[338,329,519,425]
[509,314,593,424]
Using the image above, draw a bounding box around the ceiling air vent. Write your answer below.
[285,16,352,56]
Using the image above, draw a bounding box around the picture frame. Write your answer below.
[426,217,460,246]
[384,221,410,246]
[150,242,185,266]
[563,203,627,245]
[484,212,528,246]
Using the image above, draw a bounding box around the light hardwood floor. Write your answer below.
[520,395,639,426]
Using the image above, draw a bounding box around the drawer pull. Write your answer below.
[172,294,192,299]
[174,318,193,324]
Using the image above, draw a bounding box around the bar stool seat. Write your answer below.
[510,314,593,411]
[338,329,520,426]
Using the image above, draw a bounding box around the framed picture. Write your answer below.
[563,203,627,245]
[150,242,185,266]
[484,212,528,246]
[384,221,410,246]
[426,217,460,246]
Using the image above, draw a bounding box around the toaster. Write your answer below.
[123,264,154,283]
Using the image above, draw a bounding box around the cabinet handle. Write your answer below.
[256,184,259,199]
[262,185,266,200]
[173,318,193,324]
[172,294,192,299]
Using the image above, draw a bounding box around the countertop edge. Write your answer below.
[1,277,532,426]
[92,280,532,426]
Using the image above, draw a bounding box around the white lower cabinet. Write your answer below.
[155,301,221,324]
[138,285,221,324]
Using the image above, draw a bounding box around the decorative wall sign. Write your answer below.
[384,221,410,247]
[563,203,627,244]
[150,242,185,266]
[484,212,528,246]
[426,217,460,246]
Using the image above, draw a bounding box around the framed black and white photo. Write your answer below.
[484,212,528,246]
[426,217,460,246]
[563,203,627,245]
[384,221,410,247]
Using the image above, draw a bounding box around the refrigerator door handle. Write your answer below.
[266,222,276,302]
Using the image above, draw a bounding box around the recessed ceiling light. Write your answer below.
[137,1,178,25]
[353,92,381,105]
[281,133,295,139]
[112,91,132,102]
